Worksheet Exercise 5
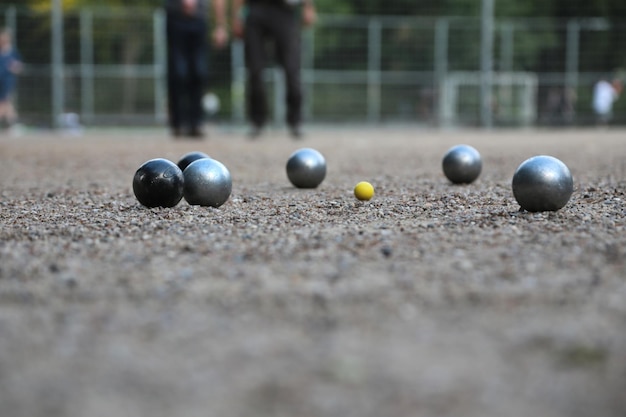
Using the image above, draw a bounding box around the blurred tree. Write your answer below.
[311,0,626,18]
[314,0,353,15]
[26,0,81,12]
[24,0,157,115]
[25,0,153,12]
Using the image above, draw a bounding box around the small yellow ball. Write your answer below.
[354,181,374,201]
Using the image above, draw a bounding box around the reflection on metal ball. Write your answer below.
[177,151,210,172]
[442,144,482,184]
[183,158,232,208]
[286,148,327,189]
[133,158,184,208]
[512,155,573,212]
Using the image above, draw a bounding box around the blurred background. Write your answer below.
[1,0,626,129]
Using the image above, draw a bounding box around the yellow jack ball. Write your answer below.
[354,181,374,201]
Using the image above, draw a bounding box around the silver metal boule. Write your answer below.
[286,148,326,189]
[512,155,573,212]
[183,158,232,207]
[177,151,210,172]
[442,144,482,184]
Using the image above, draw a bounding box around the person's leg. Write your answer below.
[0,100,7,129]
[0,83,8,128]
[272,6,303,136]
[5,99,16,125]
[187,22,208,137]
[166,17,188,136]
[245,5,269,134]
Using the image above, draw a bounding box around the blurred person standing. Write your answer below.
[232,0,316,139]
[0,29,22,133]
[592,77,622,126]
[165,0,227,138]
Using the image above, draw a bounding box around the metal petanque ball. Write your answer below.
[177,151,210,172]
[286,148,326,189]
[183,158,232,207]
[133,158,184,208]
[512,155,573,212]
[442,144,482,184]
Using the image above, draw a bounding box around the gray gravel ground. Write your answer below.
[0,127,625,417]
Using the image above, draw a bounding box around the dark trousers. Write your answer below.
[166,15,208,132]
[244,4,302,128]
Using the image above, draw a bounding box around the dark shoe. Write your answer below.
[289,125,303,139]
[171,127,183,139]
[188,127,206,139]
[248,125,263,140]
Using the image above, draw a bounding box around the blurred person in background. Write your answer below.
[0,28,22,133]
[592,76,622,127]
[232,0,316,139]
[165,0,227,139]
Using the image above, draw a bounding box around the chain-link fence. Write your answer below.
[3,4,626,128]
[2,6,168,128]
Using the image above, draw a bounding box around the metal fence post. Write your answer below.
[367,18,382,123]
[231,40,246,124]
[498,22,515,120]
[566,19,580,91]
[153,9,167,123]
[480,0,495,128]
[273,68,285,125]
[434,18,449,126]
[4,6,17,41]
[499,22,514,72]
[80,9,94,125]
[51,0,65,129]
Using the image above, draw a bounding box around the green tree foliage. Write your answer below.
[313,0,626,18]
[18,0,158,114]
[24,0,154,12]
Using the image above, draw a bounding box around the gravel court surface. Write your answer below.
[0,127,625,417]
